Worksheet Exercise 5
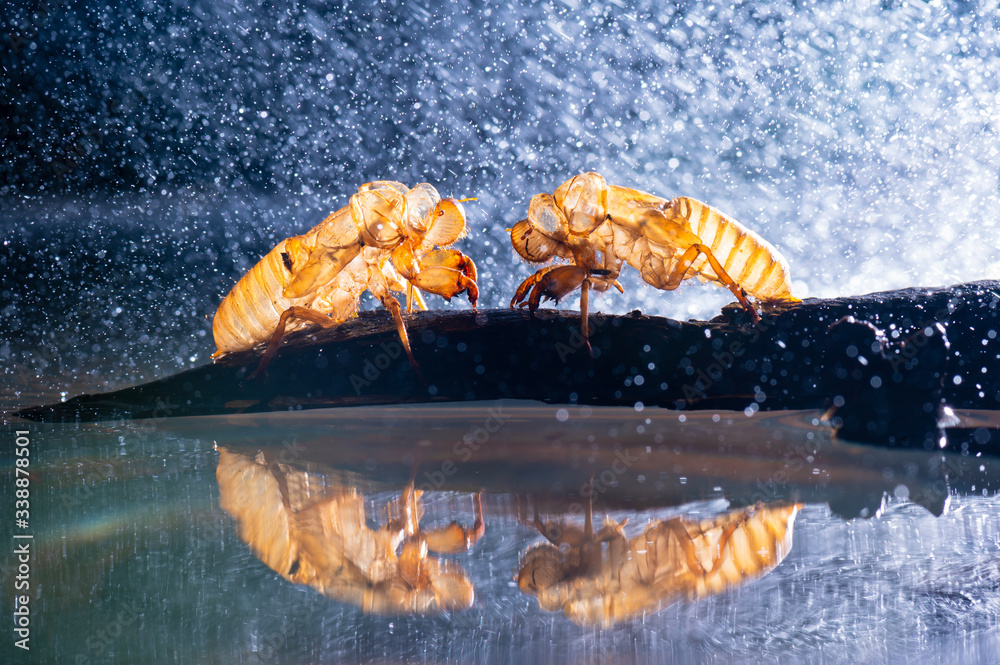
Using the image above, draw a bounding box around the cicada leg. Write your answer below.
[511,265,622,355]
[248,305,349,380]
[379,294,420,372]
[664,507,750,580]
[401,248,479,307]
[364,264,425,375]
[510,265,589,311]
[580,279,591,353]
[406,267,479,307]
[510,267,553,309]
[665,244,760,324]
[406,284,428,313]
[422,492,485,554]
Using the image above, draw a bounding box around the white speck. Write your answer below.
[556,408,569,422]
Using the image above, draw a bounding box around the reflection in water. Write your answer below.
[216,448,484,614]
[520,500,801,627]
[216,441,801,626]
[14,404,1000,662]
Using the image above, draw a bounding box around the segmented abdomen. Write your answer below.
[673,197,795,302]
[678,503,800,598]
[212,238,300,355]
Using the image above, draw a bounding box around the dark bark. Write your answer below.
[15,280,1000,450]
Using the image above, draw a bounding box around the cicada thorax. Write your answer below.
[401,182,441,236]
[553,172,609,236]
[351,186,408,248]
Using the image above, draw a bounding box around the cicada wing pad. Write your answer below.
[283,243,363,299]
[634,206,702,250]
[306,206,359,248]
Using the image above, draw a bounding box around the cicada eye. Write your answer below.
[420,198,467,247]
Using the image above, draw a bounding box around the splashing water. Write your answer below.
[4,3,1000,662]
[3,1,1000,396]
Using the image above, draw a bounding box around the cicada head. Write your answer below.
[517,544,565,594]
[510,218,560,263]
[419,198,468,249]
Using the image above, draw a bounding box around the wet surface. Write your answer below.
[8,402,1000,663]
